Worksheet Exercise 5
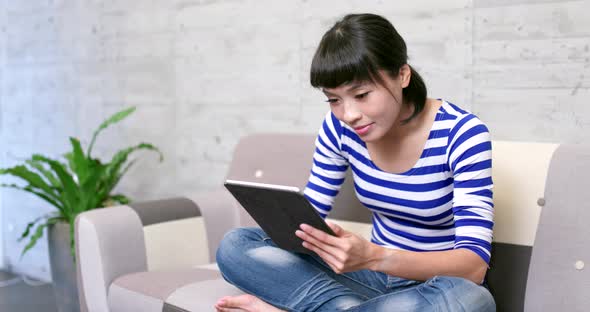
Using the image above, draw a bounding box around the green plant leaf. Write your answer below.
[18,213,61,242]
[120,159,138,177]
[104,159,138,197]
[20,217,61,259]
[106,194,131,206]
[25,160,61,189]
[79,164,107,212]
[97,143,163,203]
[18,216,44,242]
[0,165,62,204]
[63,152,75,175]
[31,154,80,217]
[108,143,163,175]
[87,107,136,157]
[69,137,89,184]
[30,155,68,175]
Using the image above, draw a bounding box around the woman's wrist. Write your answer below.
[367,244,397,273]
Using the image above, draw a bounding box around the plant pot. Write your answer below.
[48,221,80,312]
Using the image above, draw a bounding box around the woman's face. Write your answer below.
[322,67,411,143]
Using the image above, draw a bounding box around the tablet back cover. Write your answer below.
[224,182,334,255]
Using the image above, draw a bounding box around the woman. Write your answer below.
[215,13,495,312]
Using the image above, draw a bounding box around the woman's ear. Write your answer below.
[399,64,411,88]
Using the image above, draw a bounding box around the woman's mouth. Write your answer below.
[353,123,374,135]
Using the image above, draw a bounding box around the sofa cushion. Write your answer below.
[166,278,244,311]
[108,267,242,312]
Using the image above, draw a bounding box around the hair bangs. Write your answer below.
[310,37,379,89]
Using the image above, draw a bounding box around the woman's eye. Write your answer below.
[325,98,338,104]
[355,92,369,99]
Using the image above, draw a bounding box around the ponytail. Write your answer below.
[401,65,427,124]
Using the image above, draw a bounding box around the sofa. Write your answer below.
[75,133,590,312]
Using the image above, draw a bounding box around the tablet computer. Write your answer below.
[224,179,335,255]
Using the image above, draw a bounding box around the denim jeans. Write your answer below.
[216,227,496,312]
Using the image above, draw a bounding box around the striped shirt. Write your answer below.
[303,100,494,263]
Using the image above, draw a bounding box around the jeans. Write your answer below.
[216,227,496,312]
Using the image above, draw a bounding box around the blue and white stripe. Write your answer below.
[303,101,494,263]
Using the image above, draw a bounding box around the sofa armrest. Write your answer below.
[75,205,148,312]
[75,193,242,311]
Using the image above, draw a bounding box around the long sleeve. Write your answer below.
[447,114,494,263]
[303,112,349,218]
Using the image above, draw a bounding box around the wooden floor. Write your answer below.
[0,271,57,312]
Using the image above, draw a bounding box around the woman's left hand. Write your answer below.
[295,221,379,274]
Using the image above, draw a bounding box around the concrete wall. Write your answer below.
[0,0,588,280]
[0,0,5,268]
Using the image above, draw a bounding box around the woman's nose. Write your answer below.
[342,102,362,124]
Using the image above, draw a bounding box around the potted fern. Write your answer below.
[0,106,163,312]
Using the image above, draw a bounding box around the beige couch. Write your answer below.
[75,133,590,311]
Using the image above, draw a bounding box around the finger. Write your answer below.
[302,241,344,273]
[326,220,343,235]
[300,224,341,246]
[296,230,343,258]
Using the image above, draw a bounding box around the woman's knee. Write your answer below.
[215,227,264,266]
[425,276,495,312]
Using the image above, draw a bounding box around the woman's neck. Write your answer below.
[378,99,437,145]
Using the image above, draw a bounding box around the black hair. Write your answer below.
[310,13,427,123]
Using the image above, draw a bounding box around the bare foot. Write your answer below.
[214,294,286,312]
